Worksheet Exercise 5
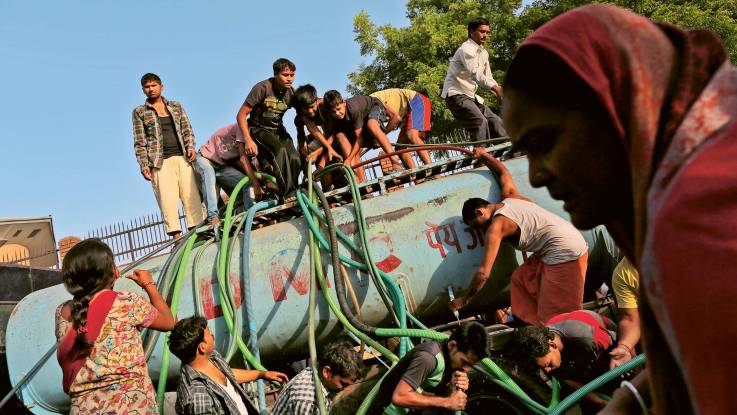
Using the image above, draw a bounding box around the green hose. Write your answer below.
[214,174,273,373]
[307,218,398,362]
[356,361,399,415]
[143,240,187,360]
[296,190,439,343]
[315,164,406,341]
[548,354,646,415]
[156,232,198,413]
[307,164,329,415]
[224,213,247,362]
[297,182,554,413]
[295,186,407,328]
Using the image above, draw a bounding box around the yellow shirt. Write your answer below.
[612,257,639,309]
[370,88,417,119]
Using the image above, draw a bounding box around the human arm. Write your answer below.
[382,103,402,132]
[472,147,528,200]
[237,143,264,199]
[597,370,649,415]
[346,128,363,163]
[232,369,289,384]
[177,104,197,161]
[132,108,152,180]
[306,120,341,162]
[450,216,518,311]
[391,380,467,410]
[610,308,640,368]
[236,104,258,156]
[295,115,309,157]
[126,269,175,331]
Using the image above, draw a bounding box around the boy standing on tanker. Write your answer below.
[132,73,205,239]
[236,58,302,201]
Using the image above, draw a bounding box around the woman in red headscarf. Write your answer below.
[503,4,737,414]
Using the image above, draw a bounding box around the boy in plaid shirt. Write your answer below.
[271,340,362,415]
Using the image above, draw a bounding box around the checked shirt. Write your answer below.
[271,367,332,415]
[175,351,258,415]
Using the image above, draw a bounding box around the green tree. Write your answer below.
[348,0,737,139]
[349,0,523,136]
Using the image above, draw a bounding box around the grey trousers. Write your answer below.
[445,94,508,140]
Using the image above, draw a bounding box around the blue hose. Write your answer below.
[242,200,278,414]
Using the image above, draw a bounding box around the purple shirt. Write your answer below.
[198,124,244,165]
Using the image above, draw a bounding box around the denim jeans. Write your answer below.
[193,153,253,219]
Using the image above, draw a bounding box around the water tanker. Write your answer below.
[4,153,617,414]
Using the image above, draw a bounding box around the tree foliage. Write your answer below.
[348,0,737,138]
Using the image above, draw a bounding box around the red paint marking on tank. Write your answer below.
[376,254,402,273]
[229,273,242,308]
[200,278,216,320]
[270,265,330,302]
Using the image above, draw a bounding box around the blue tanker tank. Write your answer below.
[4,154,617,414]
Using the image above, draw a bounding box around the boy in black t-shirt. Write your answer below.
[236,58,302,201]
[323,90,405,182]
[293,84,344,189]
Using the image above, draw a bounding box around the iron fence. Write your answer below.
[0,249,60,269]
[86,209,186,266]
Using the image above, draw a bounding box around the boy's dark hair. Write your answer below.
[449,321,489,359]
[468,17,490,36]
[61,238,116,357]
[461,197,490,225]
[323,90,344,109]
[514,326,555,369]
[140,73,162,86]
[295,84,319,112]
[273,58,296,75]
[317,339,361,378]
[168,316,208,364]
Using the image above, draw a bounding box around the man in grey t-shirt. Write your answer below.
[450,148,588,326]
[373,322,488,414]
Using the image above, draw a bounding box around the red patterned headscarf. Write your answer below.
[514,4,737,414]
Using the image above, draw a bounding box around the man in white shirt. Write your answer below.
[441,18,508,140]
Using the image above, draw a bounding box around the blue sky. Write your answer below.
[0,1,410,239]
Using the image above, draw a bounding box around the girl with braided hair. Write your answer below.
[55,238,175,414]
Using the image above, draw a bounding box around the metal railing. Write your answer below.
[0,248,59,269]
[84,129,487,265]
[86,210,187,265]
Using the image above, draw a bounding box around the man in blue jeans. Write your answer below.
[193,123,270,225]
